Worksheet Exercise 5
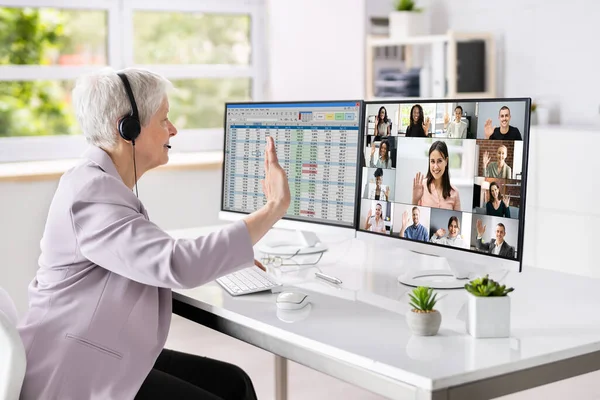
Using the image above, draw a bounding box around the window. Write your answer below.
[0,0,266,163]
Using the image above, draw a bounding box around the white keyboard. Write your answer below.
[216,266,282,296]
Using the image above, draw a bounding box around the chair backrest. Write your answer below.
[0,287,27,400]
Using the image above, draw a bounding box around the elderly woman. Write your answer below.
[17,68,291,400]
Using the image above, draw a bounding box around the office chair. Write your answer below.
[0,287,26,400]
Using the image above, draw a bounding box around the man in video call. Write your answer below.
[483,144,512,179]
[475,219,515,258]
[484,106,523,140]
[399,207,428,242]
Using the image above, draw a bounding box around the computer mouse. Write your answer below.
[276,291,309,310]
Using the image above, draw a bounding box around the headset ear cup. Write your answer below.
[119,116,141,142]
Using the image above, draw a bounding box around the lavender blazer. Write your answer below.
[17,146,254,399]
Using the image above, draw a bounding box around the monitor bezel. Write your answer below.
[221,99,366,231]
[359,97,532,272]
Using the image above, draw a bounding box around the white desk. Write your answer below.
[169,225,600,400]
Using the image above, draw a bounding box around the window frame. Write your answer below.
[0,0,266,163]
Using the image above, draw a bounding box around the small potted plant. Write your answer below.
[465,275,514,338]
[389,0,427,39]
[406,286,441,336]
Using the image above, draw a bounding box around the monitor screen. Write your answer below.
[222,100,363,229]
[357,99,530,267]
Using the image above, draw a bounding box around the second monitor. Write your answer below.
[220,100,364,254]
[358,99,531,288]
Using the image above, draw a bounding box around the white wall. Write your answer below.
[430,0,600,127]
[265,0,367,100]
[0,168,222,316]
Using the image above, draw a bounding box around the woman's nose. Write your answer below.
[169,121,178,136]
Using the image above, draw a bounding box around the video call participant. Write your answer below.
[412,141,462,211]
[405,104,431,138]
[484,106,523,140]
[430,216,466,248]
[375,106,392,136]
[369,138,392,169]
[365,203,386,233]
[483,144,512,179]
[485,181,511,218]
[475,219,516,258]
[366,168,391,201]
[443,106,468,139]
[399,207,428,242]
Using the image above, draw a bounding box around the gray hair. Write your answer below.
[72,67,172,148]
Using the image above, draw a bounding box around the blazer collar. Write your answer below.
[83,146,149,219]
[83,146,123,183]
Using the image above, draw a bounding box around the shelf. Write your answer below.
[367,34,449,47]
[366,30,496,99]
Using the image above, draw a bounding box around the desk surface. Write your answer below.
[170,224,600,399]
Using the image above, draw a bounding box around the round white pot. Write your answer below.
[406,310,441,336]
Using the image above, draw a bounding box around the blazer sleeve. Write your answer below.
[71,175,254,289]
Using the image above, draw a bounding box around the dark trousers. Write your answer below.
[135,349,258,400]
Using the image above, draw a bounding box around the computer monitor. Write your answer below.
[220,100,364,255]
[356,99,531,288]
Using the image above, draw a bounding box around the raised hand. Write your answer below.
[436,228,447,238]
[371,143,376,156]
[444,113,450,126]
[402,210,410,228]
[423,116,431,133]
[261,136,291,218]
[483,151,490,169]
[374,117,379,135]
[412,172,424,204]
[476,219,486,237]
[502,194,511,207]
[484,118,494,139]
[385,186,390,200]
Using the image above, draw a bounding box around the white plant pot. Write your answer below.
[406,310,441,336]
[389,11,426,39]
[537,107,550,125]
[466,294,511,338]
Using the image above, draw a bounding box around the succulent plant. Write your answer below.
[408,286,438,312]
[395,0,420,12]
[465,275,514,297]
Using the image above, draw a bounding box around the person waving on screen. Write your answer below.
[483,145,513,179]
[405,104,430,137]
[484,106,523,140]
[475,219,516,258]
[375,106,392,136]
[412,141,461,211]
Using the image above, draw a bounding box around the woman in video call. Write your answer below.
[369,138,392,168]
[443,105,468,139]
[365,203,386,233]
[483,145,512,179]
[430,216,466,248]
[412,141,462,210]
[485,181,511,218]
[375,106,392,136]
[366,168,390,201]
[405,104,430,137]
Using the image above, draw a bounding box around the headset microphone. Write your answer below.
[116,72,141,198]
[165,145,171,149]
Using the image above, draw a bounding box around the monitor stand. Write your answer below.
[257,230,328,255]
[397,251,481,290]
